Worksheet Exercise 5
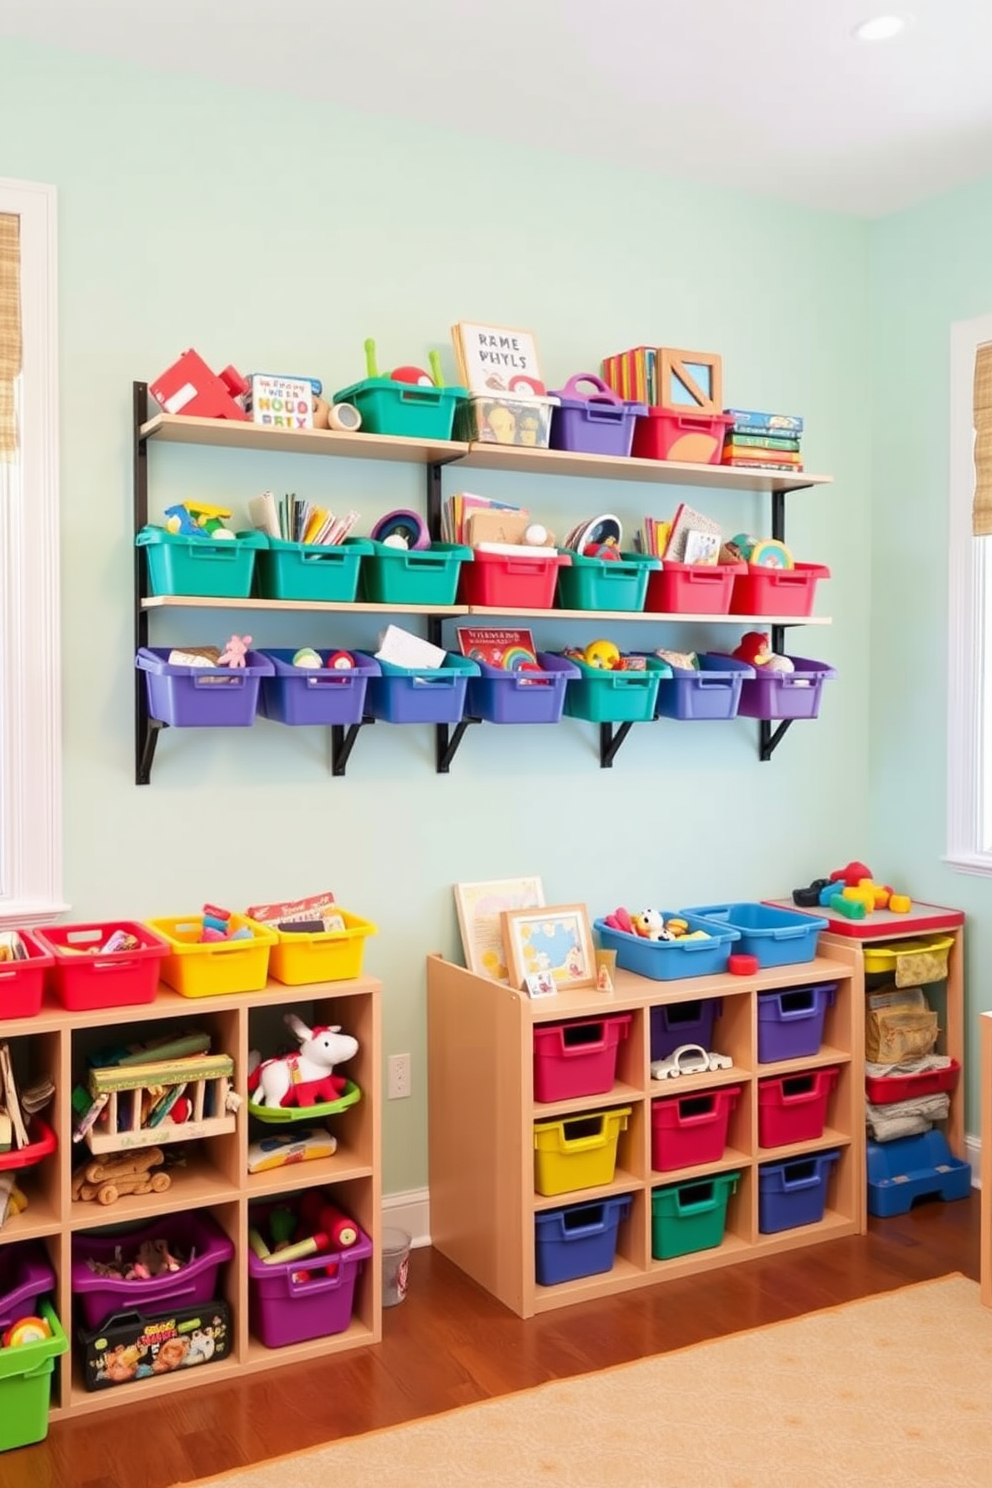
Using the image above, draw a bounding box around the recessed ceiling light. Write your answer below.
[853,14,909,41]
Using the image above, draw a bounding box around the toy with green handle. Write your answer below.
[364,336,442,388]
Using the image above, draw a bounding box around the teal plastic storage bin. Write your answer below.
[360,541,473,606]
[254,536,371,603]
[364,653,479,724]
[136,526,267,599]
[332,379,465,440]
[651,1171,739,1260]
[556,552,660,612]
[0,1297,68,1452]
[563,654,671,724]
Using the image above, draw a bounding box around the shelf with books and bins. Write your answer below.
[133,382,833,782]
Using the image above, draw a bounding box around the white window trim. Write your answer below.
[946,312,992,875]
[0,177,65,924]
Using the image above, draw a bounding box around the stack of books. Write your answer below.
[248,489,360,546]
[721,409,804,472]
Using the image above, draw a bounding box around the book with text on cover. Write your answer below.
[457,627,538,670]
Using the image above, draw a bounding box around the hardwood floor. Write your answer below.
[9,1194,982,1488]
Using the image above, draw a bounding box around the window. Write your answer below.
[0,178,63,923]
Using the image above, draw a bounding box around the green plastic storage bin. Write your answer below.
[563,654,671,724]
[359,541,473,606]
[650,1171,739,1261]
[254,536,372,602]
[136,527,267,599]
[556,552,660,613]
[0,1298,68,1452]
[332,379,465,440]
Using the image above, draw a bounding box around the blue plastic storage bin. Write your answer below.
[594,914,739,982]
[364,653,479,725]
[534,1194,632,1286]
[465,652,579,725]
[257,650,380,726]
[650,999,723,1061]
[136,648,274,727]
[684,902,827,968]
[654,654,754,721]
[758,1149,839,1233]
[757,984,837,1064]
[866,1131,972,1218]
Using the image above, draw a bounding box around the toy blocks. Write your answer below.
[149,350,249,422]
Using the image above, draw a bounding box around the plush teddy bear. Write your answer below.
[217,634,252,668]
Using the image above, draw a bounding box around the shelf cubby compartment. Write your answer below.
[0,1031,63,1244]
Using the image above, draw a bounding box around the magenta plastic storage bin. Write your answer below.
[257,650,380,727]
[533,1013,633,1103]
[0,1244,55,1332]
[758,1066,839,1148]
[651,1084,742,1172]
[733,656,836,721]
[465,652,579,724]
[653,654,755,720]
[136,648,273,727]
[757,983,837,1064]
[650,998,723,1061]
[248,1223,372,1347]
[548,375,646,457]
[71,1213,235,1330]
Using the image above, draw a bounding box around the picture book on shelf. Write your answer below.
[451,322,545,396]
[457,627,537,670]
[442,492,525,545]
[663,503,722,564]
[681,528,721,565]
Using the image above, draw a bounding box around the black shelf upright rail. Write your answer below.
[759,484,792,762]
[134,381,166,784]
[427,458,480,774]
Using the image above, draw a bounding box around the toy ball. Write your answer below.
[326,650,355,671]
[292,648,323,670]
[524,523,549,546]
[584,639,620,670]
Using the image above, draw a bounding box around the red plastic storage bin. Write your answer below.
[632,409,734,465]
[644,561,744,615]
[729,562,830,618]
[758,1066,839,1148]
[458,550,571,609]
[533,1014,633,1103]
[651,1085,742,1172]
[35,921,169,1012]
[0,931,54,1019]
[864,1059,960,1105]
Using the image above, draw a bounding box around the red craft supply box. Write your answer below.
[533,1014,633,1104]
[0,931,54,1019]
[864,1059,960,1106]
[34,921,169,1012]
[650,1085,742,1172]
[457,550,571,609]
[758,1066,839,1148]
[632,410,734,465]
[644,561,744,615]
[729,562,830,618]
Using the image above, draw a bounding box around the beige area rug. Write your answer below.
[188,1276,991,1488]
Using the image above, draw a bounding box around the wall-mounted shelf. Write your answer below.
[133,382,834,781]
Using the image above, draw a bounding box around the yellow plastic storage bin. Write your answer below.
[863,935,954,986]
[533,1106,631,1197]
[253,910,378,987]
[145,914,278,998]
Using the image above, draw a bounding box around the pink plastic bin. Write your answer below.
[758,1067,839,1148]
[71,1213,234,1330]
[644,561,744,615]
[248,1220,373,1348]
[0,931,54,1019]
[651,1085,742,1172]
[533,1014,632,1103]
[458,550,571,609]
[729,563,830,618]
[35,921,169,1012]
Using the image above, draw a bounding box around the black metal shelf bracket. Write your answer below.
[759,719,793,762]
[600,721,636,768]
[137,719,167,786]
[134,380,154,784]
[755,490,798,763]
[436,718,480,774]
[331,718,373,777]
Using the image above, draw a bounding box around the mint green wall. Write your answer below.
[869,175,992,1135]
[0,41,870,1193]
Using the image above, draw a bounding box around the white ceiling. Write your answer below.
[2,0,992,215]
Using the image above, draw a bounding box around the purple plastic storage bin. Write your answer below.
[654,654,755,721]
[257,650,380,726]
[757,983,837,1064]
[364,654,478,725]
[136,648,274,727]
[71,1213,235,1330]
[650,998,723,1062]
[248,1224,373,1347]
[0,1243,55,1332]
[465,652,579,724]
[732,656,836,721]
[548,374,646,458]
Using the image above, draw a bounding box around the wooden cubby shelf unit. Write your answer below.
[0,974,381,1421]
[134,382,834,781]
[427,941,862,1319]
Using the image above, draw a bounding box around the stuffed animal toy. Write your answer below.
[731,631,794,672]
[218,634,252,668]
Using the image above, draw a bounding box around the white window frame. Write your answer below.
[0,177,65,924]
[947,312,992,875]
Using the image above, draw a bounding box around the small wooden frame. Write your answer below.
[85,1053,237,1155]
[657,347,723,415]
[500,902,597,992]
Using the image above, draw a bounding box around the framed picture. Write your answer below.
[501,903,597,992]
[454,877,546,981]
[451,321,545,396]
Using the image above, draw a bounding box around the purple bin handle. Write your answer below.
[285,1266,346,1298]
[559,373,623,405]
[193,672,245,690]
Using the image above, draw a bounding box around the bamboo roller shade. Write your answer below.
[0,213,20,462]
[974,341,992,535]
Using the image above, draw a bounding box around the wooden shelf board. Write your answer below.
[140,412,468,465]
[755,1045,851,1078]
[69,1153,235,1229]
[755,1129,851,1164]
[750,1208,859,1255]
[649,1147,753,1186]
[532,1168,643,1213]
[648,1067,752,1096]
[142,595,468,615]
[246,1145,372,1198]
[532,1083,644,1121]
[465,604,831,625]
[645,1229,752,1280]
[532,1254,647,1312]
[460,442,833,492]
[242,1316,377,1370]
[0,1188,60,1243]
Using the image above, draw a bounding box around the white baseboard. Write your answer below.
[966,1131,981,1186]
[383,1187,431,1247]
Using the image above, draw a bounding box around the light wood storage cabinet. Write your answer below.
[427,944,863,1318]
[0,974,380,1421]
[981,1010,992,1310]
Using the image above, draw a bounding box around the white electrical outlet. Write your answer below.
[388,1052,412,1100]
